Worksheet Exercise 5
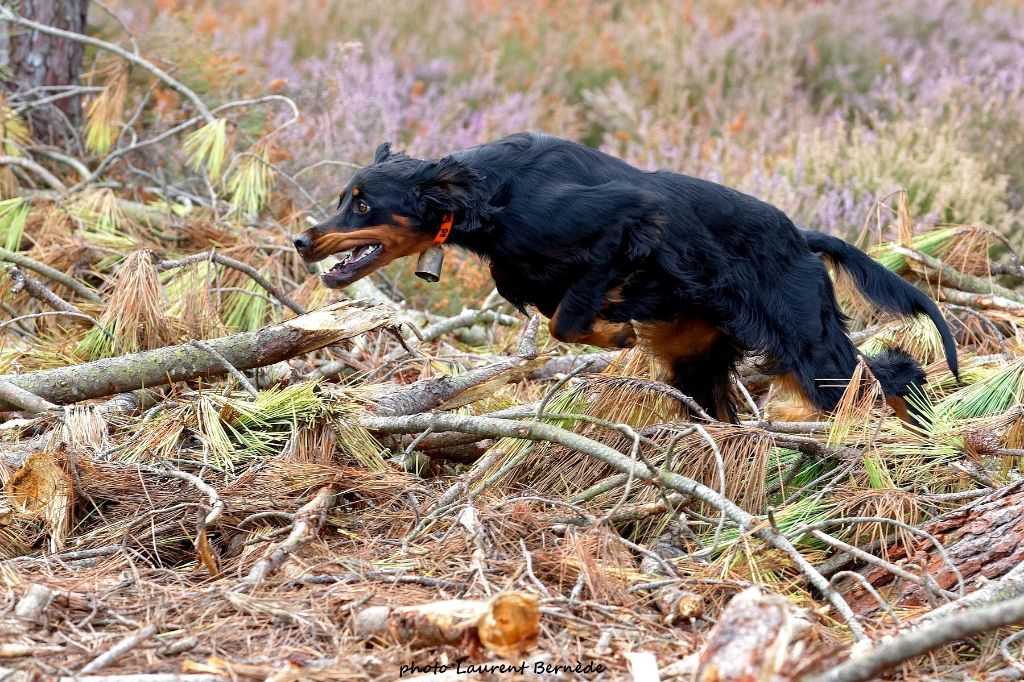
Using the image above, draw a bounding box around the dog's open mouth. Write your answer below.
[320,243,382,288]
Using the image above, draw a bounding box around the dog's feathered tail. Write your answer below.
[803,230,959,380]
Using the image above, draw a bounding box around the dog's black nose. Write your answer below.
[292,233,311,251]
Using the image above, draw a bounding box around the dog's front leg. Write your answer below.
[548,270,636,348]
[532,180,660,349]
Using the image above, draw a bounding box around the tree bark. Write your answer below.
[844,482,1024,614]
[2,0,91,132]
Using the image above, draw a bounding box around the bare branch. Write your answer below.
[0,154,67,191]
[79,624,158,674]
[0,247,104,303]
[806,593,1024,682]
[0,378,58,413]
[157,250,305,315]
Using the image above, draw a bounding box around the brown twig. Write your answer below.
[242,484,339,584]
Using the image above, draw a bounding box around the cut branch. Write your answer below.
[0,301,394,410]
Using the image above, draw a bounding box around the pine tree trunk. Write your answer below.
[843,482,1024,614]
[2,0,91,135]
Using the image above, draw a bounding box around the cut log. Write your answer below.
[693,586,810,682]
[844,481,1024,614]
[353,592,539,658]
[0,301,395,410]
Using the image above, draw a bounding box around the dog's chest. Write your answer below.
[488,258,577,316]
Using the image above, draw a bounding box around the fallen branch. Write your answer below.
[0,248,104,303]
[527,351,620,380]
[938,285,1024,312]
[805,593,1024,682]
[0,378,57,413]
[0,155,67,191]
[359,411,867,641]
[0,300,394,410]
[913,552,1024,626]
[6,266,87,314]
[840,484,1024,614]
[419,307,519,343]
[79,624,158,674]
[892,245,1024,305]
[354,592,539,658]
[371,315,543,416]
[695,586,810,682]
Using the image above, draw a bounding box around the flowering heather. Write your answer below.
[113,0,1024,241]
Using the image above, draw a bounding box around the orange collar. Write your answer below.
[433,211,454,245]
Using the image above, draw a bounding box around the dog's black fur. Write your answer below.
[293,132,959,422]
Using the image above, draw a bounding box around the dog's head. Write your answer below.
[292,142,492,289]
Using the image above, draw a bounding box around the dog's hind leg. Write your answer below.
[636,318,743,422]
[777,267,929,424]
[669,349,743,422]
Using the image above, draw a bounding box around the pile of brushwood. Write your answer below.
[7,8,1024,682]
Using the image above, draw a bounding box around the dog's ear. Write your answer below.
[373,142,395,164]
[414,156,496,231]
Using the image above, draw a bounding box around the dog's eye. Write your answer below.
[355,200,370,214]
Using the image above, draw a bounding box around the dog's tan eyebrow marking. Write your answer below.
[351,186,360,197]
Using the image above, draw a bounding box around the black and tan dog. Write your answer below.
[293,132,958,422]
